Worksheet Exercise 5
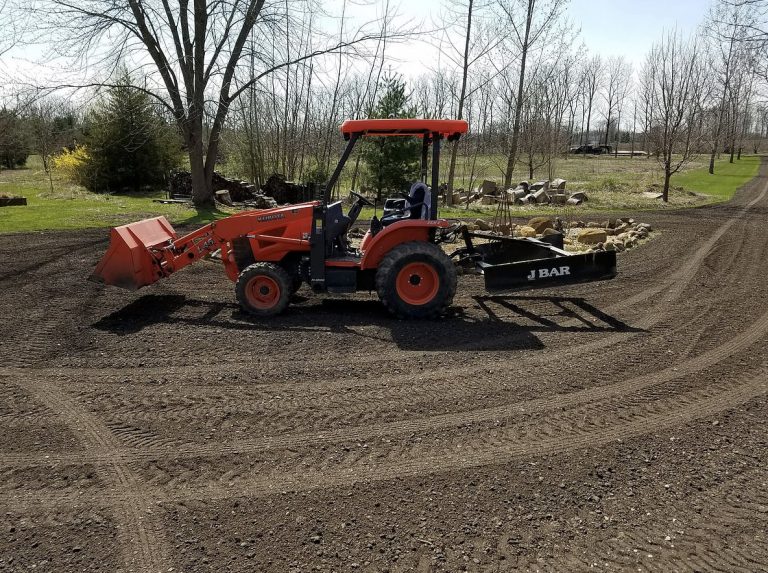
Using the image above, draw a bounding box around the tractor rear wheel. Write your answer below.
[236,262,291,317]
[376,241,457,319]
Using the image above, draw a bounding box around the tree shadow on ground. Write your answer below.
[92,292,644,352]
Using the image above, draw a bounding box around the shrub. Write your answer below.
[52,145,94,187]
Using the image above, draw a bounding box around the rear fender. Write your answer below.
[360,220,449,270]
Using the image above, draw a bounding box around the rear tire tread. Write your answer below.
[376,241,457,319]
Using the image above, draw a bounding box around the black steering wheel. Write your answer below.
[350,191,374,207]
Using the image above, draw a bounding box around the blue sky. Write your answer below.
[381,0,709,74]
[567,0,706,63]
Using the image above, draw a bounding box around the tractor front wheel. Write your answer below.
[376,242,457,319]
[236,262,291,317]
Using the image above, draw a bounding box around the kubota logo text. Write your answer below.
[256,213,285,222]
[527,266,571,280]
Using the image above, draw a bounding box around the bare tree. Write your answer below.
[27,99,66,192]
[497,0,568,188]
[705,0,757,174]
[26,0,399,206]
[643,31,709,202]
[580,55,603,146]
[437,0,500,204]
[601,56,631,147]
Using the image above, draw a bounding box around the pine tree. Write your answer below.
[85,74,182,192]
[361,74,421,202]
[0,108,31,170]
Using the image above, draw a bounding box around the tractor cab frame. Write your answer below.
[308,119,467,294]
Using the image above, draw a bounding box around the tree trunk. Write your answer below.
[188,126,213,206]
[662,164,671,203]
[503,0,534,189]
[446,0,473,205]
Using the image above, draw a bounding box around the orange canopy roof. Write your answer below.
[340,119,468,139]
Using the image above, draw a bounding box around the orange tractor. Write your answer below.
[91,119,616,318]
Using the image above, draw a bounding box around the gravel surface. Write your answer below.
[1,159,767,572]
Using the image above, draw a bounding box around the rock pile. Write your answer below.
[453,179,589,207]
[260,174,316,205]
[467,216,656,253]
[570,218,654,252]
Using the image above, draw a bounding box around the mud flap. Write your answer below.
[480,250,617,292]
[89,216,177,290]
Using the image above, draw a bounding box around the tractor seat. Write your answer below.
[325,201,352,244]
[380,182,432,229]
[407,182,431,220]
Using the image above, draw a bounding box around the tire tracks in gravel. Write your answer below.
[5,293,768,471]
[4,376,170,573]
[1,366,764,510]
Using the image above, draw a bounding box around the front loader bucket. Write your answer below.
[89,216,177,290]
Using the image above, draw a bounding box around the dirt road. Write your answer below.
[1,160,767,572]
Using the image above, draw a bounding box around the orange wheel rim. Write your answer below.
[396,262,439,306]
[245,276,280,309]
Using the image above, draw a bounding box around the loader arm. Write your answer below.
[90,203,316,290]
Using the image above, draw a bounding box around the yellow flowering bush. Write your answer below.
[52,145,93,188]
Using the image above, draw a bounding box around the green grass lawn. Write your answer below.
[674,155,761,201]
[0,154,762,234]
[0,156,225,233]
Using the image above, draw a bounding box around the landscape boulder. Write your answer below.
[528,216,555,234]
[516,226,537,238]
[480,180,497,195]
[510,188,528,200]
[578,229,608,245]
[475,218,492,231]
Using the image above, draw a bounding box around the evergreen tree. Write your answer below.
[361,74,421,201]
[0,108,31,170]
[85,74,182,192]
